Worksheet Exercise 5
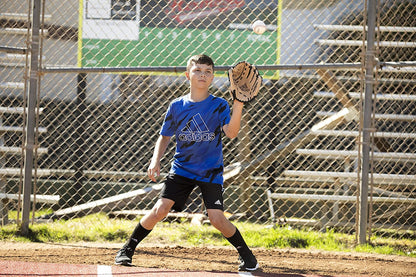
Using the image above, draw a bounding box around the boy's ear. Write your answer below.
[185,71,190,80]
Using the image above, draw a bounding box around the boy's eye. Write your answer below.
[191,67,212,75]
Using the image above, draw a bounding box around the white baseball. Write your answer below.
[252,20,267,35]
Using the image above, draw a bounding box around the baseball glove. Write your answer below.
[228,61,262,103]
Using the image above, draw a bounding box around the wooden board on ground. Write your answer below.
[42,184,163,220]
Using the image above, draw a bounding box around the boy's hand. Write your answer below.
[147,161,160,182]
[147,135,171,182]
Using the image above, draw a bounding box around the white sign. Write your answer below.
[82,0,140,40]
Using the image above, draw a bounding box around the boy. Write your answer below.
[115,54,259,271]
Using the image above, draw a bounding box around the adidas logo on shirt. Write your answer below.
[178,113,215,142]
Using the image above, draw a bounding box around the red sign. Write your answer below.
[166,0,245,24]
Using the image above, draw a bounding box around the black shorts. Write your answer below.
[161,174,224,212]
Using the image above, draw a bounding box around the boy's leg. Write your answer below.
[140,198,175,230]
[199,181,258,271]
[115,198,174,265]
[207,209,259,271]
[127,198,174,248]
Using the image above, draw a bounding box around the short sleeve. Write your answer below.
[219,100,231,127]
[160,103,176,137]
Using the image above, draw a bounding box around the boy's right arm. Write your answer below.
[223,100,244,139]
[147,135,171,182]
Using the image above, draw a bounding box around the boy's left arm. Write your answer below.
[223,100,244,139]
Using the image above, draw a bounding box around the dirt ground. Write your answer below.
[0,242,415,276]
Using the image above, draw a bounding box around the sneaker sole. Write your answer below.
[239,263,259,271]
[115,260,132,266]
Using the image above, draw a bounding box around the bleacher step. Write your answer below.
[268,191,415,204]
[0,146,47,155]
[0,193,59,204]
[0,126,47,133]
[0,82,24,90]
[0,13,52,22]
[316,111,416,122]
[284,170,416,185]
[0,27,48,36]
[0,167,51,177]
[315,39,416,48]
[0,106,44,114]
[296,149,416,161]
[314,91,416,101]
[311,129,416,139]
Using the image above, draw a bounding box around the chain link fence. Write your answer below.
[0,0,415,242]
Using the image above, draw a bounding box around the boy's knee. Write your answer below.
[151,199,172,220]
[208,211,226,228]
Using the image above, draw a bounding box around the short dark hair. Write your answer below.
[186,54,214,72]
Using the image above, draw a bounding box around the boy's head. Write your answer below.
[186,54,214,73]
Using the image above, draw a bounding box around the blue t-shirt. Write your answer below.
[160,94,231,185]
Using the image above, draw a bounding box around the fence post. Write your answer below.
[359,0,377,244]
[21,0,41,235]
[70,73,87,205]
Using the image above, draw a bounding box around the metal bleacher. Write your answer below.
[266,24,416,230]
[0,12,58,225]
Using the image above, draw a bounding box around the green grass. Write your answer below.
[1,212,415,257]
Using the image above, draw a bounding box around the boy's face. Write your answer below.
[186,62,214,91]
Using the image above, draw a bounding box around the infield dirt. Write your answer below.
[0,242,415,276]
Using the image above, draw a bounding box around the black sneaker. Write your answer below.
[115,246,134,266]
[238,254,259,271]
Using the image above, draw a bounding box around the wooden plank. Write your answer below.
[296,149,416,161]
[315,70,358,110]
[111,210,206,220]
[269,192,415,204]
[83,169,150,179]
[284,170,416,185]
[43,184,163,219]
[0,193,59,204]
[311,108,357,131]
